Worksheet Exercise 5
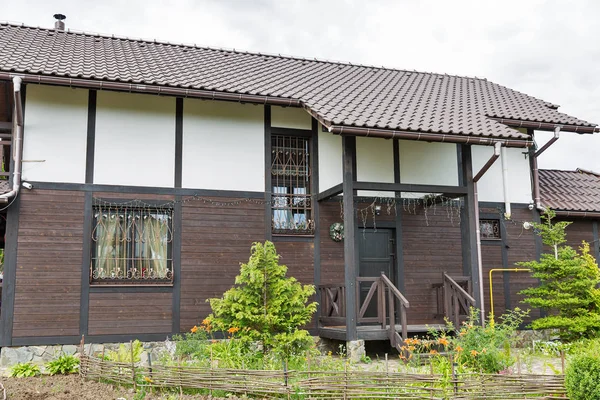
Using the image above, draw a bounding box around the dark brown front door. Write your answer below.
[358,228,395,319]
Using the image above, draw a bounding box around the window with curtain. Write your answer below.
[91,203,173,284]
[271,135,314,235]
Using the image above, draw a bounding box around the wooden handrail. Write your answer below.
[441,272,475,329]
[319,274,410,349]
[443,273,475,304]
[380,273,410,308]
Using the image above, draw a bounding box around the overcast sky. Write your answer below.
[3,0,599,171]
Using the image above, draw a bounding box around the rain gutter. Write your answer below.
[473,142,502,326]
[0,76,24,203]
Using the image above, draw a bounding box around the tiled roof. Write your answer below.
[539,169,600,212]
[0,22,596,140]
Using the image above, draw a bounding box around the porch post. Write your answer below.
[460,144,482,311]
[342,135,357,341]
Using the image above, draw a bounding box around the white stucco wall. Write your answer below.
[94,92,175,187]
[22,85,88,183]
[472,145,532,203]
[318,130,342,192]
[399,140,459,186]
[183,99,264,191]
[356,136,395,197]
[271,106,312,130]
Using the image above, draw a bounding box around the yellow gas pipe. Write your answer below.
[488,268,531,325]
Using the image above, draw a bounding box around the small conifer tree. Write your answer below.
[519,210,600,340]
[207,241,317,355]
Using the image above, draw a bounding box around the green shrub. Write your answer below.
[45,354,80,375]
[10,362,41,377]
[565,340,600,400]
[206,241,317,358]
[106,340,143,363]
[519,210,600,341]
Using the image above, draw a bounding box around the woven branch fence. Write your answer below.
[79,353,567,399]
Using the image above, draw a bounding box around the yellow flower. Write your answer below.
[438,337,449,347]
[470,350,478,356]
[227,327,240,334]
[190,325,198,333]
[144,376,153,383]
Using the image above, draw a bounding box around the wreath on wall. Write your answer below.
[329,222,344,242]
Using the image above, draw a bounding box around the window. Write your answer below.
[91,203,173,284]
[271,135,314,235]
[480,219,501,240]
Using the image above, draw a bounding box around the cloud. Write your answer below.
[3,0,599,170]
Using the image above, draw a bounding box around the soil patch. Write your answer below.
[0,374,230,400]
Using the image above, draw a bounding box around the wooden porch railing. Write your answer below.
[434,272,476,329]
[319,273,410,349]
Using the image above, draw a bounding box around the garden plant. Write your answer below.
[519,210,600,340]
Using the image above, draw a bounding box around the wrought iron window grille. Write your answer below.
[480,218,501,240]
[90,200,174,285]
[271,135,314,235]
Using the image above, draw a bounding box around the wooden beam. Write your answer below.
[353,181,468,195]
[460,144,482,312]
[0,121,12,131]
[342,135,357,342]
[316,183,343,201]
[393,139,405,292]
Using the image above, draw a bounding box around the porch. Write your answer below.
[317,272,475,350]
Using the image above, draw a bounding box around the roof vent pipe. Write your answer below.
[53,14,66,30]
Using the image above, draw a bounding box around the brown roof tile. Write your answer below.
[0,23,597,140]
[539,169,600,212]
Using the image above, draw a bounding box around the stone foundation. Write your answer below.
[346,340,365,363]
[0,340,174,376]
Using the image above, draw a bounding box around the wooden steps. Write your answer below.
[318,323,446,341]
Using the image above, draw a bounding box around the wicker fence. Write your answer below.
[79,353,567,399]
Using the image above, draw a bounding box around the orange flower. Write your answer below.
[211,339,218,344]
[438,337,449,347]
[455,346,463,352]
[144,376,153,383]
[429,350,438,355]
[481,348,487,354]
[227,327,240,334]
[459,330,466,336]
[190,325,198,334]
[201,318,210,326]
[470,350,478,356]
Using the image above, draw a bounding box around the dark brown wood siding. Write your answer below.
[402,207,463,324]
[319,202,344,284]
[12,189,85,338]
[179,197,265,331]
[504,208,541,320]
[88,292,172,335]
[274,240,316,328]
[563,219,595,254]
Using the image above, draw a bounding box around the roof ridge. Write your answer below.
[0,20,491,82]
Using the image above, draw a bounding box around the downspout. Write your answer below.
[473,142,502,325]
[500,146,511,219]
[0,76,24,203]
[533,127,561,211]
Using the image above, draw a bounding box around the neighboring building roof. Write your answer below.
[539,169,600,213]
[0,22,597,141]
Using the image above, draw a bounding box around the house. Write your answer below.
[538,168,600,257]
[0,17,597,352]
